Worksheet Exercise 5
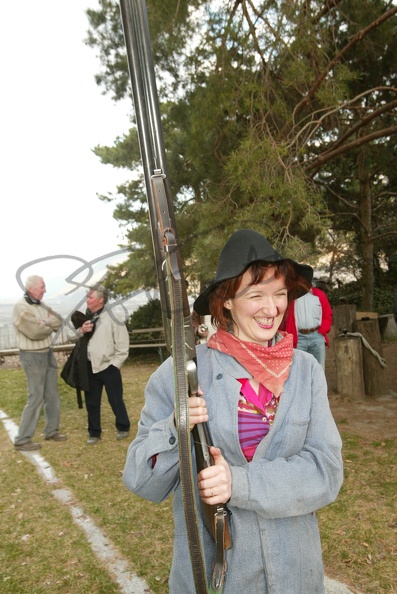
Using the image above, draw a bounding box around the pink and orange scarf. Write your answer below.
[207,328,293,397]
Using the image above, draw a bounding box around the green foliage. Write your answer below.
[85,0,129,101]
[85,0,203,101]
[328,281,395,315]
[128,298,162,333]
[86,0,397,307]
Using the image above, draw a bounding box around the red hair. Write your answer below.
[208,261,310,331]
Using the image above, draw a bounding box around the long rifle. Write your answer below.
[118,1,230,592]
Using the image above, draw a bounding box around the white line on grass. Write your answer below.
[0,409,151,594]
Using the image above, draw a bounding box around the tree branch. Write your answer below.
[288,87,397,152]
[293,5,397,118]
[322,96,397,154]
[306,125,397,176]
[370,230,397,242]
[314,0,344,23]
[325,185,359,210]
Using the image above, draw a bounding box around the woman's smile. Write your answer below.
[254,316,275,329]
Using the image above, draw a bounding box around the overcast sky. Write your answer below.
[0,0,133,301]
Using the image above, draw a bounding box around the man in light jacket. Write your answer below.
[76,285,130,445]
[13,275,67,451]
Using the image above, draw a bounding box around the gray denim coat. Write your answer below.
[123,345,343,593]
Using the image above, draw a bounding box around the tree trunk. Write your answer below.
[394,287,397,316]
[357,150,374,311]
[353,319,387,396]
[333,304,357,335]
[334,336,365,399]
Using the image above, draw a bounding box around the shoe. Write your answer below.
[87,436,101,445]
[45,432,68,442]
[116,431,130,440]
[14,441,41,451]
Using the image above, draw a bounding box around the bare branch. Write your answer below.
[322,96,397,155]
[293,5,397,118]
[325,185,359,210]
[314,0,344,23]
[371,230,397,242]
[306,125,397,176]
[289,87,397,151]
[243,0,268,70]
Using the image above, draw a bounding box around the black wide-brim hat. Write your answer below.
[194,229,313,315]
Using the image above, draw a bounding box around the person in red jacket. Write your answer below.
[283,276,333,369]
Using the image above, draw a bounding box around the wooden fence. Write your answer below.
[0,327,167,365]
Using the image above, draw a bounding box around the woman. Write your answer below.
[123,229,343,593]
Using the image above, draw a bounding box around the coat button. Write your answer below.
[216,373,223,380]
[169,435,176,445]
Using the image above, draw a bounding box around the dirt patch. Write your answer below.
[325,330,397,441]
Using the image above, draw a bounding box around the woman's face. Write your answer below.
[224,266,288,345]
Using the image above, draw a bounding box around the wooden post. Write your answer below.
[333,304,357,334]
[378,314,397,340]
[353,319,387,396]
[334,335,365,399]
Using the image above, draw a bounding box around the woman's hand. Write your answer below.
[188,395,208,430]
[197,446,232,505]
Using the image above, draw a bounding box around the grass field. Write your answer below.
[0,358,396,593]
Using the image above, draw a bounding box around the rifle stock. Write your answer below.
[188,362,232,551]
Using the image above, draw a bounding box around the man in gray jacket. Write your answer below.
[13,275,67,451]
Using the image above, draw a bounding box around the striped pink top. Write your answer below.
[237,378,280,462]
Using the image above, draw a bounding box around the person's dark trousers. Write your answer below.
[85,362,130,438]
